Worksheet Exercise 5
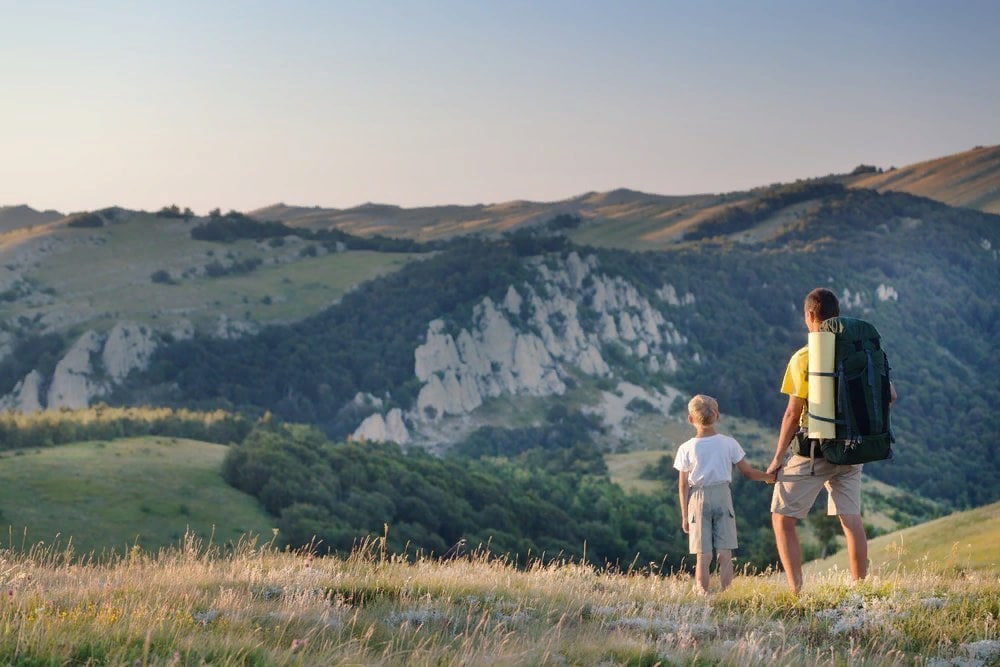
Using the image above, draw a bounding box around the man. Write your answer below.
[766,288,896,593]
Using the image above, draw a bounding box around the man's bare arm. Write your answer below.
[769,395,805,474]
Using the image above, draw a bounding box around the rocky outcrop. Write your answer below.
[398,252,690,433]
[876,284,899,302]
[352,408,410,444]
[47,331,106,409]
[1,321,162,413]
[102,323,157,382]
[0,369,45,413]
[215,314,258,339]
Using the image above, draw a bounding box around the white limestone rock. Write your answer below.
[599,313,618,341]
[102,322,157,382]
[351,392,384,409]
[215,314,258,339]
[170,320,195,341]
[0,370,45,413]
[840,288,863,309]
[876,284,899,301]
[618,312,638,341]
[353,413,387,442]
[414,320,463,382]
[477,298,518,369]
[657,284,695,306]
[47,331,105,409]
[402,251,686,431]
[353,408,410,444]
[503,285,523,315]
[576,343,611,376]
[384,408,410,444]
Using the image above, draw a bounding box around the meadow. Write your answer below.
[0,438,274,555]
[0,522,996,666]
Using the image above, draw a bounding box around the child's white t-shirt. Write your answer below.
[673,434,746,487]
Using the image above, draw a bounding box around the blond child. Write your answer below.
[674,394,772,593]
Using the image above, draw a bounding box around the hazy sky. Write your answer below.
[2,1,998,214]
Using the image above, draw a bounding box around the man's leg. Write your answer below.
[772,513,803,593]
[838,514,868,581]
[716,549,734,591]
[694,552,711,593]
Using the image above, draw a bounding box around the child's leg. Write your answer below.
[695,552,711,593]
[716,549,734,590]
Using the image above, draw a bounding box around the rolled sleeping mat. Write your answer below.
[808,331,836,440]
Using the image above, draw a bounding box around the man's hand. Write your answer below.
[681,519,689,534]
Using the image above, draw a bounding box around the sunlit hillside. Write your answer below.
[0,210,419,340]
[806,501,1000,576]
[0,436,274,555]
[848,144,1000,214]
[250,146,1000,250]
[251,190,725,249]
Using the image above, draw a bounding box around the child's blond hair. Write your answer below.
[688,394,720,426]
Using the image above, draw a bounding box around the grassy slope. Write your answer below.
[252,146,1000,252]
[807,501,1000,576]
[848,144,1000,214]
[0,437,275,555]
[0,212,420,335]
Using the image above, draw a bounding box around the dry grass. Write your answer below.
[0,532,996,665]
[850,144,1000,214]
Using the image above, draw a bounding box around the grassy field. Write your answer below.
[0,529,995,665]
[0,438,274,556]
[807,502,1000,577]
[0,213,421,335]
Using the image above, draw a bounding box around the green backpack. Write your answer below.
[807,316,894,465]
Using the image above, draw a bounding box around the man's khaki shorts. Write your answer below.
[688,483,738,554]
[770,454,863,519]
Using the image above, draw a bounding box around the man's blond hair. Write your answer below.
[688,394,720,426]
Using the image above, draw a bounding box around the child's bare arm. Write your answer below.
[736,458,774,482]
[678,473,690,533]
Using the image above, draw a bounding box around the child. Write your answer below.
[673,394,772,594]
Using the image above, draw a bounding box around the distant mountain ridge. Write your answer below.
[0,204,65,232]
[248,145,1000,246]
[5,145,996,247]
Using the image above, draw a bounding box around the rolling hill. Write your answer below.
[0,204,64,233]
[847,144,1000,214]
[249,144,1000,250]
[806,501,1000,575]
[0,436,274,555]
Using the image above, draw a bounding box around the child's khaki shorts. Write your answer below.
[688,483,738,554]
[770,455,863,518]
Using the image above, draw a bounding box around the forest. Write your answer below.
[222,414,781,570]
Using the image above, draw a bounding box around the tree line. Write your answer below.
[0,405,250,451]
[222,413,780,571]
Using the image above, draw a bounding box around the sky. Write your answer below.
[2,0,998,215]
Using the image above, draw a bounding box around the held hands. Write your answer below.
[765,459,783,485]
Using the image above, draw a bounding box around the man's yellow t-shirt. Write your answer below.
[780,346,809,427]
